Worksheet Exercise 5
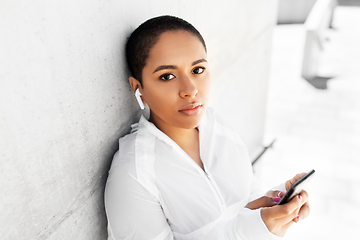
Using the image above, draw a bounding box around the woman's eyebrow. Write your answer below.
[192,58,207,66]
[153,65,177,73]
[152,59,207,74]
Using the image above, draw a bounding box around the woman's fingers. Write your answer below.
[277,191,309,224]
[278,205,301,225]
[285,172,306,190]
[294,200,310,223]
[261,201,300,237]
[261,194,301,221]
[272,194,304,219]
[245,196,278,210]
[265,190,285,199]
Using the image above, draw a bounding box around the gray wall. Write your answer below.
[0,0,278,239]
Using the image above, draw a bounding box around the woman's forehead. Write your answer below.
[146,30,207,67]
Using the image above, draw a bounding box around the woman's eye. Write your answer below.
[192,67,205,74]
[160,74,175,81]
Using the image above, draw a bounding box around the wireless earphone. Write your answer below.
[135,88,145,110]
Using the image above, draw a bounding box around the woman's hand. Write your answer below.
[246,173,311,236]
[261,173,311,236]
[260,190,308,236]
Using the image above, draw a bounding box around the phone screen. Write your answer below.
[278,169,315,205]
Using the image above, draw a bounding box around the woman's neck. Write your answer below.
[149,112,203,170]
[150,114,198,146]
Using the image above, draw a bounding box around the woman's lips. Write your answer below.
[179,104,202,116]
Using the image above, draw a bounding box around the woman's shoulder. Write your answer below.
[106,125,162,201]
[111,118,147,166]
[108,132,138,176]
[108,118,157,178]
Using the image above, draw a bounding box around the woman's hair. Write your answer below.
[126,15,207,84]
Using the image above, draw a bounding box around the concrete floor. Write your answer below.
[254,6,360,240]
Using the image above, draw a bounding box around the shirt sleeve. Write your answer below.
[241,172,285,238]
[231,208,283,240]
[104,164,173,240]
[249,175,264,201]
[234,174,283,239]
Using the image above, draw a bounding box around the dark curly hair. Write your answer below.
[126,15,207,85]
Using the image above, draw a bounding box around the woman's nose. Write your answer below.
[179,75,198,98]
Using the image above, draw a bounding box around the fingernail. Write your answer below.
[298,195,302,200]
[277,192,282,197]
[272,198,281,203]
[297,216,300,221]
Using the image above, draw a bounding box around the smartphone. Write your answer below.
[278,169,315,205]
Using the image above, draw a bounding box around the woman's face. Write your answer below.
[139,30,210,131]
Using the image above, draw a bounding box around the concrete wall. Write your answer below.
[0,0,278,239]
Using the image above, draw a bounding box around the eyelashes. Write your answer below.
[159,73,175,81]
[192,67,205,74]
[159,67,206,81]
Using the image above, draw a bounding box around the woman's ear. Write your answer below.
[129,76,141,94]
[129,76,145,109]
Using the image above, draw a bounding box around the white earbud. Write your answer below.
[135,88,145,110]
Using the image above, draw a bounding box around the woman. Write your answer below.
[105,15,310,239]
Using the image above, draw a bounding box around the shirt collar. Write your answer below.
[135,109,214,150]
[137,115,179,149]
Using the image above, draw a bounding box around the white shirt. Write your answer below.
[105,109,282,240]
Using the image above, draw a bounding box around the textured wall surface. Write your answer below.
[0,0,278,239]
